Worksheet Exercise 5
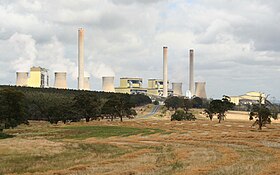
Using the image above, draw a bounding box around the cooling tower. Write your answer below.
[16,72,28,86]
[102,77,115,92]
[163,46,168,97]
[195,82,207,99]
[189,49,194,96]
[172,83,183,96]
[78,28,85,90]
[84,77,90,90]
[54,72,67,89]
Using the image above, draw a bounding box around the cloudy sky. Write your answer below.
[0,0,280,100]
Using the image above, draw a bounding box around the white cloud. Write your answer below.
[0,0,279,99]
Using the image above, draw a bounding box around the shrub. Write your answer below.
[171,109,196,121]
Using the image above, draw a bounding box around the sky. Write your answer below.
[0,0,279,100]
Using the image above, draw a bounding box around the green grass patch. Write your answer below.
[0,132,14,139]
[59,125,164,140]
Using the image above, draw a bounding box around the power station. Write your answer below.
[15,28,208,99]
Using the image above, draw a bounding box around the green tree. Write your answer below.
[0,89,28,132]
[102,94,134,122]
[249,96,278,130]
[204,96,235,123]
[164,96,184,110]
[73,93,102,122]
[171,109,196,121]
[192,97,203,108]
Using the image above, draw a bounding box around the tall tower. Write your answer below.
[78,28,84,90]
[189,49,194,96]
[163,46,168,97]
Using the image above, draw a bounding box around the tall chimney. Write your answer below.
[16,72,28,86]
[78,28,84,90]
[163,46,168,97]
[189,49,194,96]
[54,72,67,89]
[102,76,115,92]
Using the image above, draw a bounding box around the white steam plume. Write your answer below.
[9,33,37,72]
[88,60,115,79]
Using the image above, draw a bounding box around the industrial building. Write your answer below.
[229,92,266,105]
[115,78,147,94]
[102,77,115,92]
[172,83,183,96]
[16,72,28,86]
[14,28,209,99]
[19,66,49,88]
[147,79,173,96]
[54,72,67,89]
[195,82,207,99]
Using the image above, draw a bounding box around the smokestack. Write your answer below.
[102,76,115,92]
[195,82,207,99]
[16,72,28,86]
[78,28,85,90]
[84,77,90,91]
[189,49,194,96]
[172,83,183,96]
[163,46,168,97]
[54,72,67,89]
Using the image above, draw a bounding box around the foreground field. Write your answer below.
[1,112,280,175]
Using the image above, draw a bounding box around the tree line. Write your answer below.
[0,86,152,131]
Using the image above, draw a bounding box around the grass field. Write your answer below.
[1,110,280,175]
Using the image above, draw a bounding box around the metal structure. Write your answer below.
[172,83,183,96]
[16,72,28,86]
[54,72,67,89]
[163,46,168,97]
[195,82,207,99]
[78,28,85,90]
[189,49,194,96]
[102,76,115,92]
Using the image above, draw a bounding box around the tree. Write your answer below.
[102,94,134,122]
[164,96,184,110]
[171,109,196,121]
[249,96,278,130]
[0,89,28,132]
[73,93,102,122]
[204,96,235,123]
[192,97,203,108]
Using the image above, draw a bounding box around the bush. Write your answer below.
[171,109,196,121]
[153,100,159,105]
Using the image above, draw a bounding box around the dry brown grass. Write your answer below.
[1,110,280,175]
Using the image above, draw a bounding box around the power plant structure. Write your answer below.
[16,72,28,86]
[54,72,67,89]
[78,28,85,90]
[84,77,91,91]
[147,79,172,96]
[195,82,207,99]
[102,77,115,92]
[14,28,209,99]
[163,46,168,97]
[189,49,195,97]
[172,83,183,96]
[115,78,147,94]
